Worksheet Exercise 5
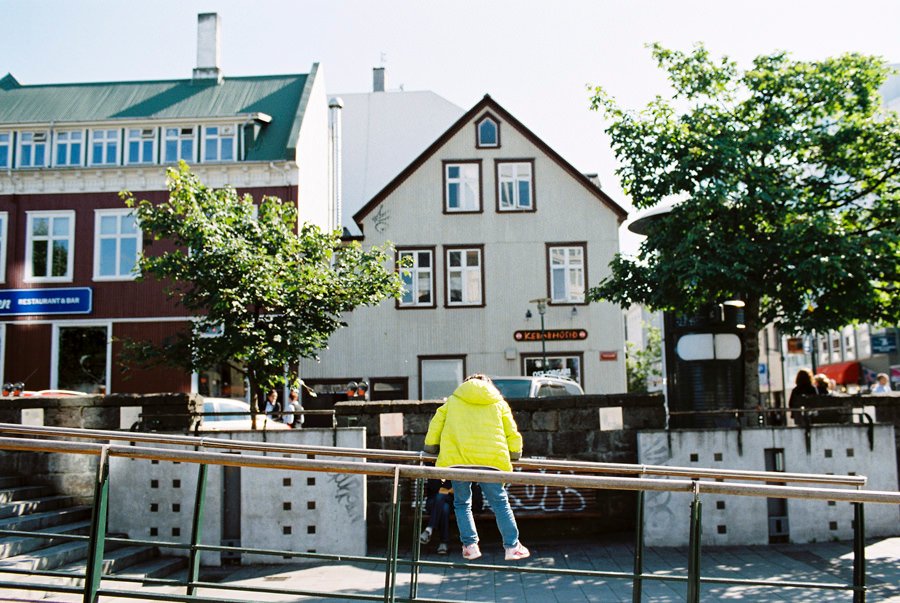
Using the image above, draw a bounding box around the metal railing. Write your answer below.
[0,423,898,603]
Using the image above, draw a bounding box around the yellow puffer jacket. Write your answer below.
[424,378,523,472]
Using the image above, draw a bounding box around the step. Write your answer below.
[0,539,94,572]
[0,485,52,503]
[0,477,24,489]
[0,494,78,519]
[109,554,186,581]
[53,544,160,584]
[0,519,91,560]
[0,506,92,532]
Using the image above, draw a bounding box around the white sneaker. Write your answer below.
[462,543,482,560]
[419,527,432,544]
[505,542,530,561]
[437,542,449,555]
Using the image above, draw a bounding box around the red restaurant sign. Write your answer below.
[599,351,618,361]
[514,329,588,342]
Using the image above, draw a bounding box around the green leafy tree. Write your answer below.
[626,323,662,394]
[123,164,404,426]
[589,45,900,409]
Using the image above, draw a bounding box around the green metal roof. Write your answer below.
[0,72,312,161]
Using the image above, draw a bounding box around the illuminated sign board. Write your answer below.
[514,329,588,342]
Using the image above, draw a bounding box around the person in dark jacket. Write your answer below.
[789,369,817,424]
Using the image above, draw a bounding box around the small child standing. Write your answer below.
[423,374,529,561]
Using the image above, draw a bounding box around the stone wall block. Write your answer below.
[531,410,559,432]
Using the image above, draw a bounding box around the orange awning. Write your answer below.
[816,361,860,385]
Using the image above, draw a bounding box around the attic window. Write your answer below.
[476,116,499,148]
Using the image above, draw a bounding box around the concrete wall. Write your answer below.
[107,428,367,565]
[637,425,900,547]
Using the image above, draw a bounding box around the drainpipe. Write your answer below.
[328,97,344,233]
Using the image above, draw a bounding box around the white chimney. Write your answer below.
[193,13,223,83]
[328,97,344,233]
[373,67,385,92]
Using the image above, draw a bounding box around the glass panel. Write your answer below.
[181,139,193,159]
[466,250,479,266]
[99,239,116,276]
[0,147,7,168]
[518,181,531,207]
[449,251,461,267]
[141,140,153,162]
[106,141,117,162]
[466,270,481,303]
[34,145,45,165]
[448,183,458,208]
[207,126,218,136]
[32,241,48,277]
[552,268,566,300]
[205,143,217,161]
[121,214,137,234]
[479,120,497,145]
[401,272,413,304]
[100,215,118,235]
[165,140,177,161]
[499,164,513,177]
[501,182,513,207]
[92,145,103,164]
[57,326,107,393]
[449,274,462,302]
[417,273,431,303]
[56,145,67,165]
[421,359,463,400]
[52,217,69,237]
[21,146,32,166]
[550,248,565,265]
[462,181,477,209]
[447,165,459,178]
[119,238,137,275]
[51,240,68,276]
[129,142,139,162]
[221,138,233,160]
[417,252,430,268]
[32,217,49,236]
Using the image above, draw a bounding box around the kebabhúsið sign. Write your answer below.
[515,329,587,342]
[0,288,92,316]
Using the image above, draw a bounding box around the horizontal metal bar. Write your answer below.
[1,435,898,504]
[0,422,868,486]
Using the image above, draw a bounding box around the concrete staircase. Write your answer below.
[0,474,186,595]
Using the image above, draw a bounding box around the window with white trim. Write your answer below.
[444,162,481,212]
[164,127,196,163]
[203,125,236,162]
[476,116,499,148]
[126,128,156,164]
[497,161,533,211]
[17,131,48,168]
[0,132,10,169]
[397,249,434,307]
[548,244,586,303]
[26,211,75,282]
[0,212,7,283]
[94,209,141,280]
[54,130,84,167]
[446,247,482,306]
[90,129,120,166]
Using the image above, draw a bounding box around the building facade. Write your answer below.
[0,13,330,396]
[299,95,628,408]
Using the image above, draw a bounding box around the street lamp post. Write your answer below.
[529,297,551,371]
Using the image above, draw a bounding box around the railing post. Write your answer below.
[632,482,645,602]
[853,502,866,603]
[409,473,426,600]
[383,466,401,603]
[686,481,702,603]
[82,446,110,603]
[187,463,209,596]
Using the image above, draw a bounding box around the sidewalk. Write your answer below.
[49,536,898,602]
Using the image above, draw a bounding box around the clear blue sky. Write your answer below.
[3,0,900,251]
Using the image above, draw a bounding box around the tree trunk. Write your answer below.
[743,294,762,411]
[248,367,260,431]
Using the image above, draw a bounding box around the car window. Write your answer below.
[219,400,250,421]
[492,379,532,399]
[563,382,583,395]
[537,384,567,397]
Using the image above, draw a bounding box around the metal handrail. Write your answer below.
[0,423,868,487]
[0,433,897,603]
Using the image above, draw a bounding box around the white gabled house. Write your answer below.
[299,94,628,409]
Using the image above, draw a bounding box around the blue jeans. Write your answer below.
[451,480,520,548]
[426,492,451,543]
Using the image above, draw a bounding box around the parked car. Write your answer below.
[490,375,584,399]
[198,397,290,431]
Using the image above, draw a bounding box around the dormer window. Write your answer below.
[476,115,500,148]
[203,125,236,162]
[127,128,157,165]
[17,131,48,168]
[164,127,196,163]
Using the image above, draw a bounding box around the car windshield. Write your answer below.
[492,379,532,399]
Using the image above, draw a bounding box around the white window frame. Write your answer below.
[443,161,481,212]
[164,126,196,163]
[497,160,534,211]
[0,132,11,169]
[126,128,157,165]
[548,243,586,303]
[89,128,120,166]
[0,212,7,283]
[93,209,142,281]
[202,124,237,162]
[17,130,49,168]
[25,210,75,283]
[53,129,84,167]
[397,248,435,308]
[445,246,483,307]
[50,321,112,393]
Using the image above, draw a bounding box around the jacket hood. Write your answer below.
[451,379,505,406]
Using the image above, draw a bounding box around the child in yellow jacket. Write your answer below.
[424,374,530,561]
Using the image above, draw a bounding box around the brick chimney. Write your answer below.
[193,13,223,84]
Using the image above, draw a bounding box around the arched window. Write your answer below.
[476,116,499,148]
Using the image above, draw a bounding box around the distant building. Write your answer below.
[0,13,329,395]
[299,94,628,411]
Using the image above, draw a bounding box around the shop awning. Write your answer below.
[816,361,860,385]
